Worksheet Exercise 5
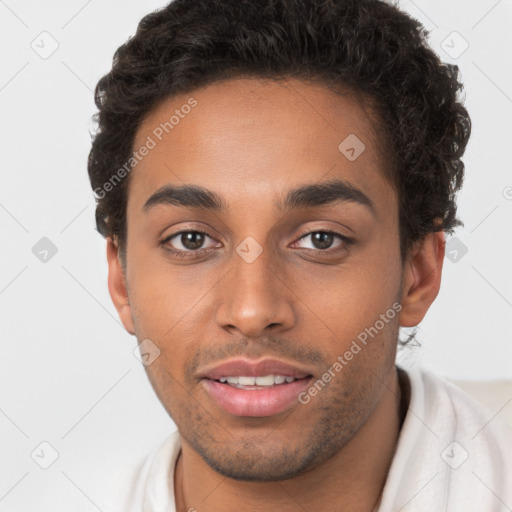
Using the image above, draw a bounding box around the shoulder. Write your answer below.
[378,366,512,512]
[411,367,512,449]
[103,431,181,512]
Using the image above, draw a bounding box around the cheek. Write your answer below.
[127,261,210,372]
[127,251,212,332]
[127,217,402,350]
[302,247,401,330]
[298,249,402,375]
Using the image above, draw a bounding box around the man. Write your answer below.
[88,0,512,510]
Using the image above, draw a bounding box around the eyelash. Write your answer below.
[160,229,354,259]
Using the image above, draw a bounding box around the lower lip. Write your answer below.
[202,378,313,417]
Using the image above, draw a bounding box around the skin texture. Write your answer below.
[107,77,445,511]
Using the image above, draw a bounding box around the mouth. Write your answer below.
[199,358,314,417]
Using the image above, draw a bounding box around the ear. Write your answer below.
[106,237,135,335]
[399,230,445,327]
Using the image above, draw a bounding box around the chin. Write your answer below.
[201,452,317,482]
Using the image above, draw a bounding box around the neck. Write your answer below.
[175,367,406,512]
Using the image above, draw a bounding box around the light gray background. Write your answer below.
[1,0,511,510]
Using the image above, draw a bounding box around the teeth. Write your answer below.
[239,376,256,385]
[255,375,275,386]
[217,375,299,386]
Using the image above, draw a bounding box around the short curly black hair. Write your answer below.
[88,0,470,263]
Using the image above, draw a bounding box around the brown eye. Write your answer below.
[179,232,205,250]
[294,230,351,251]
[162,230,219,254]
[310,232,335,250]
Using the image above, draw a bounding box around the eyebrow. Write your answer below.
[143,179,375,215]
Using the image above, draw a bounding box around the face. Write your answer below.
[113,77,409,481]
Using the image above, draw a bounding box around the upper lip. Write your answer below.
[199,358,313,380]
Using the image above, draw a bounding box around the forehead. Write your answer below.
[129,77,394,213]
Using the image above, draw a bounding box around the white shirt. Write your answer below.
[110,367,512,511]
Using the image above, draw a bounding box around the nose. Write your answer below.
[215,245,296,338]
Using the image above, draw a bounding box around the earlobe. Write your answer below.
[106,237,135,335]
[399,231,445,327]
